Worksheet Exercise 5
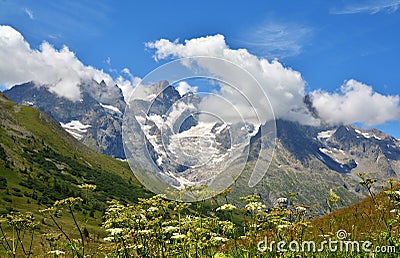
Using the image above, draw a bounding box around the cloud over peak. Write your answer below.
[312,79,400,126]
[147,34,315,125]
[0,25,136,101]
[147,35,400,127]
[1,27,399,128]
[146,34,228,61]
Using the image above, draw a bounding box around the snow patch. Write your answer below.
[64,129,84,140]
[145,94,157,101]
[148,114,164,128]
[355,129,382,140]
[100,103,122,114]
[373,135,382,140]
[317,129,335,140]
[60,120,91,133]
[24,101,34,106]
[156,156,163,166]
[168,122,219,163]
[60,120,91,140]
[135,115,146,125]
[164,102,196,128]
[319,148,332,154]
[355,129,371,138]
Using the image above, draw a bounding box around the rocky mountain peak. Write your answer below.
[4,79,400,211]
[5,80,126,158]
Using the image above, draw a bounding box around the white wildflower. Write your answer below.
[138,229,152,234]
[78,184,96,190]
[277,224,289,229]
[164,226,179,233]
[136,214,147,224]
[211,236,229,242]
[216,204,237,212]
[277,197,287,203]
[147,207,159,212]
[171,233,186,239]
[103,237,114,242]
[47,250,65,255]
[106,228,123,236]
[245,202,266,211]
[296,206,307,212]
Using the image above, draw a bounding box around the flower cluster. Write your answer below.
[101,194,236,257]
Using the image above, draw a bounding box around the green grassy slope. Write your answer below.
[308,186,392,240]
[0,92,151,248]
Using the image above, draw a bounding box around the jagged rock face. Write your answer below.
[4,81,126,158]
[148,85,181,115]
[327,125,400,176]
[124,81,256,190]
[275,121,357,173]
[231,119,400,212]
[268,121,400,177]
[5,80,400,211]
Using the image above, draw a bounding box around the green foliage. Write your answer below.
[1,184,400,257]
[0,177,7,190]
[0,212,37,257]
[1,95,400,256]
[97,193,312,257]
[0,93,152,255]
[0,145,7,161]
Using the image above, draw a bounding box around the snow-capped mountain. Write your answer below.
[4,80,126,158]
[232,119,400,211]
[124,81,256,190]
[5,79,400,209]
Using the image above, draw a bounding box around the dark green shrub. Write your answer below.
[0,177,7,189]
[2,196,12,202]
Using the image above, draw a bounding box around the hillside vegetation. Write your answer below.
[0,92,151,255]
[0,93,399,257]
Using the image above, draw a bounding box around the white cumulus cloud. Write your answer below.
[176,81,198,96]
[117,68,142,101]
[147,35,400,127]
[311,79,400,126]
[0,25,137,101]
[146,34,316,125]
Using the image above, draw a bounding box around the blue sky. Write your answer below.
[0,0,400,137]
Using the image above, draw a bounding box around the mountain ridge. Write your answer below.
[5,81,126,158]
[4,81,400,210]
[0,91,150,215]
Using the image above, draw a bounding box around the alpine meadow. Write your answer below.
[1,1,400,257]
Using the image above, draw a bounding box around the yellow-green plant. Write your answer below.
[0,212,37,257]
[102,194,236,257]
[40,197,85,257]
